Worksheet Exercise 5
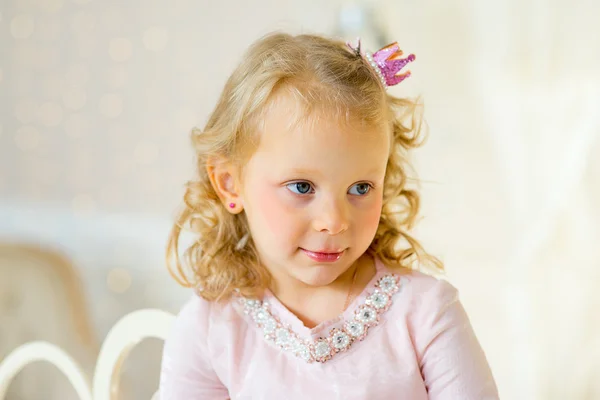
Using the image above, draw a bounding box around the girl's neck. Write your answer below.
[268,254,377,328]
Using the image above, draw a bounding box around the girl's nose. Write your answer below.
[311,198,349,235]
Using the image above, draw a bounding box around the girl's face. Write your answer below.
[239,95,390,289]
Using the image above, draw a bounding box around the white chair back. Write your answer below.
[0,309,175,400]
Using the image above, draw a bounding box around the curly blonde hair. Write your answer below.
[166,32,443,302]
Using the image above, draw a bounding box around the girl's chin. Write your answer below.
[291,265,346,288]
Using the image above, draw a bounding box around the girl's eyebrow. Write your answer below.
[287,166,384,177]
[287,168,323,177]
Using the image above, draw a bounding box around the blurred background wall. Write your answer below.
[1,0,599,398]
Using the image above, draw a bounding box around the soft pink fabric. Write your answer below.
[159,257,499,399]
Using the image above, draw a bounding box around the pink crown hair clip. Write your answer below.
[346,38,416,89]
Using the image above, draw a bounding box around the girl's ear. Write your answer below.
[206,156,244,214]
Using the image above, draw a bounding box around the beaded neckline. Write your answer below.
[238,273,402,363]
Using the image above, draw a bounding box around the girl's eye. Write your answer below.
[349,183,372,196]
[286,182,313,195]
[286,182,372,196]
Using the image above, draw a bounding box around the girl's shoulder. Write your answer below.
[171,290,242,337]
[377,259,460,311]
[170,292,213,338]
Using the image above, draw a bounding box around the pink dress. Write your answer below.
[159,257,499,399]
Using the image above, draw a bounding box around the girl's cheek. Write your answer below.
[363,196,383,231]
[255,188,295,233]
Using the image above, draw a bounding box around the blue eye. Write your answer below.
[286,182,313,195]
[348,183,372,196]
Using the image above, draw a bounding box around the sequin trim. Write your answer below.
[238,274,402,363]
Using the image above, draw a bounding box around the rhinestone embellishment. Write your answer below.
[345,321,365,338]
[239,273,402,363]
[366,290,390,310]
[355,305,378,325]
[314,340,333,362]
[331,328,351,350]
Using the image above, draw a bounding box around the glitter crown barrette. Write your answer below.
[346,38,416,89]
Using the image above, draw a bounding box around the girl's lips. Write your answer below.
[301,248,345,262]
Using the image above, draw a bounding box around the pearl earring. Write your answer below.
[229,202,235,209]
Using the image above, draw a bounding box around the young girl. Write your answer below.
[159,32,499,399]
